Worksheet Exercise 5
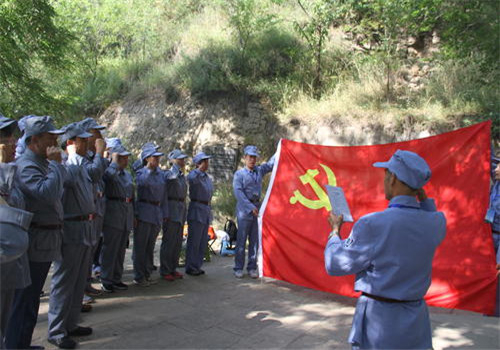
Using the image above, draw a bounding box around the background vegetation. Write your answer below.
[0,0,498,136]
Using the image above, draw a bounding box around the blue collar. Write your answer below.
[388,195,420,209]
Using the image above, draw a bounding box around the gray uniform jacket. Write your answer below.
[103,162,134,231]
[62,153,97,246]
[0,163,32,289]
[165,164,187,224]
[16,148,66,262]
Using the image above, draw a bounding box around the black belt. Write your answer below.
[168,197,185,202]
[30,223,63,230]
[139,199,161,206]
[361,292,420,303]
[107,196,133,203]
[493,230,500,235]
[65,214,96,222]
[191,199,210,205]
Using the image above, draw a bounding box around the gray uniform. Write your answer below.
[47,153,98,340]
[5,148,66,350]
[160,164,187,276]
[100,162,134,285]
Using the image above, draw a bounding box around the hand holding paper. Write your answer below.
[325,185,353,222]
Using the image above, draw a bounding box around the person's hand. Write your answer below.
[496,263,500,277]
[66,144,77,156]
[252,208,259,217]
[103,150,110,159]
[328,212,343,231]
[163,217,169,223]
[416,188,427,202]
[95,138,105,156]
[0,144,7,163]
[46,146,62,163]
[111,152,119,164]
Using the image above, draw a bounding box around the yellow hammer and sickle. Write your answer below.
[289,164,337,211]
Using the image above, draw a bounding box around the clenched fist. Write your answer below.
[111,152,120,164]
[46,146,62,163]
[95,138,105,156]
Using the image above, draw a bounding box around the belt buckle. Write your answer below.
[126,198,133,203]
[89,213,96,221]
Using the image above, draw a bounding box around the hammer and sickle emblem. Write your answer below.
[289,164,337,211]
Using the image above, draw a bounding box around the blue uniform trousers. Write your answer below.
[1,288,15,349]
[48,244,91,340]
[160,221,183,276]
[133,221,159,281]
[5,261,51,349]
[234,217,258,272]
[185,221,209,273]
[86,215,104,288]
[100,225,128,285]
[146,226,159,275]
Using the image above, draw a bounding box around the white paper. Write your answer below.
[325,185,353,222]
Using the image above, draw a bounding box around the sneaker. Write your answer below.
[185,269,201,276]
[199,269,205,275]
[248,270,259,279]
[234,270,243,278]
[173,271,183,279]
[163,274,175,282]
[113,282,128,290]
[101,283,114,293]
[146,276,158,285]
[48,336,76,349]
[85,286,102,296]
[133,279,150,287]
[82,294,94,304]
[68,326,93,337]
[80,304,92,313]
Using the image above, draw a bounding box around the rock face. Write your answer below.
[99,90,457,181]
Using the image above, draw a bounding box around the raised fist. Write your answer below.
[46,146,62,163]
[95,138,106,156]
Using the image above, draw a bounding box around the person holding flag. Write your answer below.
[324,150,446,349]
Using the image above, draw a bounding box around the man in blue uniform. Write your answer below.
[78,118,107,301]
[47,122,98,349]
[5,116,66,350]
[185,152,214,276]
[100,139,134,293]
[324,150,447,349]
[133,144,166,286]
[160,149,188,282]
[0,116,33,349]
[233,145,275,278]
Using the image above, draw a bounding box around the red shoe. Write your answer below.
[173,271,183,279]
[163,274,175,282]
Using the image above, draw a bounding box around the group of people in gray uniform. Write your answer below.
[1,112,498,350]
[0,114,249,350]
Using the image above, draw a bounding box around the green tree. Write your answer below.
[0,0,70,117]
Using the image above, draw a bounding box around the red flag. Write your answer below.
[260,121,497,314]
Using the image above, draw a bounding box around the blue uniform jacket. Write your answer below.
[135,167,168,226]
[103,162,134,231]
[84,151,107,218]
[187,169,214,225]
[16,148,66,262]
[62,153,97,246]
[164,164,187,224]
[233,155,275,220]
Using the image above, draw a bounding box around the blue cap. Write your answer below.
[244,145,260,157]
[24,116,64,138]
[79,117,106,131]
[168,149,188,160]
[193,152,212,164]
[140,146,164,161]
[132,159,143,172]
[105,137,121,149]
[0,115,17,131]
[60,122,92,143]
[373,149,431,189]
[17,115,36,132]
[110,144,131,156]
[141,142,160,151]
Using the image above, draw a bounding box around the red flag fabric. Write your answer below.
[260,121,497,314]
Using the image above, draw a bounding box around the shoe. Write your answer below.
[248,270,259,279]
[101,283,114,293]
[82,294,94,304]
[146,276,158,285]
[152,265,158,270]
[199,269,205,275]
[133,279,150,287]
[81,304,92,313]
[85,286,102,296]
[48,336,76,349]
[234,270,243,278]
[113,282,128,290]
[185,270,201,276]
[163,274,175,282]
[68,326,93,337]
[29,345,45,349]
[173,271,183,279]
